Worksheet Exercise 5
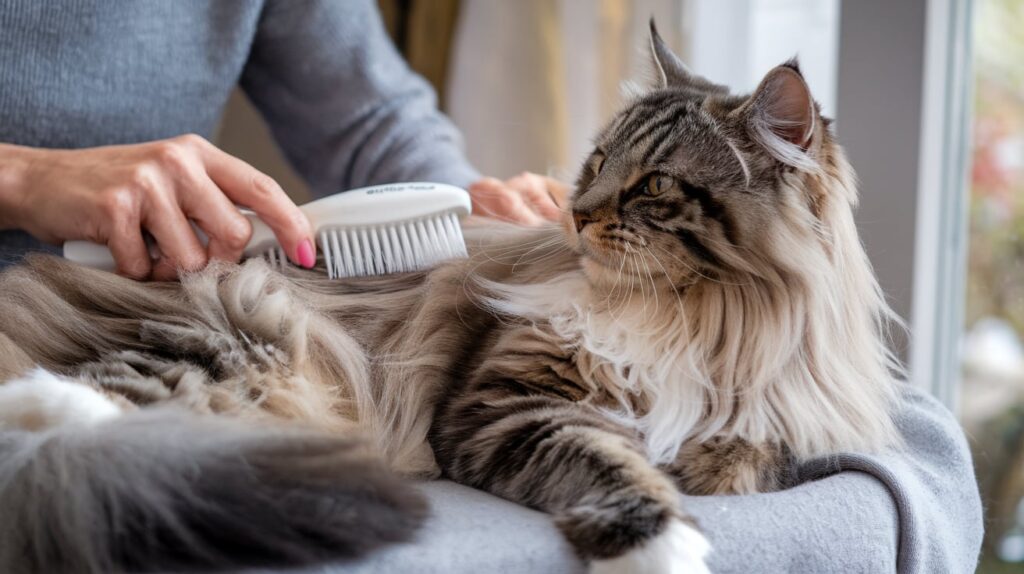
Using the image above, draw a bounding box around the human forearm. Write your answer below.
[240,0,479,194]
[0,143,37,231]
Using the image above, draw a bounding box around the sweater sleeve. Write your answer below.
[239,0,480,197]
[686,384,984,574]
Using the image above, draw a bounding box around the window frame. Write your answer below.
[909,0,974,410]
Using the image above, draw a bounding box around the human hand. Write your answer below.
[0,135,315,280]
[468,172,568,225]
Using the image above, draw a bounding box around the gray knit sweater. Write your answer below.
[0,0,478,260]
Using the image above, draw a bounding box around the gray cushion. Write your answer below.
[259,481,583,574]
[339,481,584,573]
[255,385,981,573]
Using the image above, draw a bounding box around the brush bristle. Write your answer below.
[261,211,467,278]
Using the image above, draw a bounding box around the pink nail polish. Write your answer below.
[297,239,315,268]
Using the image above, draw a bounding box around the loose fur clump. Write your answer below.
[0,20,901,574]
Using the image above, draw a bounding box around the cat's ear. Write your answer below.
[738,60,820,168]
[647,19,727,94]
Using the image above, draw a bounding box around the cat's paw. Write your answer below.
[0,368,122,431]
[589,518,711,574]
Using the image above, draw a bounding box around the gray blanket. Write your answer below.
[267,384,981,574]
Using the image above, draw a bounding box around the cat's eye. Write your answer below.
[591,153,605,175]
[645,174,674,196]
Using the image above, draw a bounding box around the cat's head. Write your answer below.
[567,20,856,289]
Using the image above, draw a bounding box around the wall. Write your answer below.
[836,0,928,361]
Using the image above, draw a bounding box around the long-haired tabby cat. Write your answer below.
[0,22,900,574]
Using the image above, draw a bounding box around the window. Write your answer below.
[964,0,1024,569]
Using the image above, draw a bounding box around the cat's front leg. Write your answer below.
[668,438,790,495]
[432,389,710,573]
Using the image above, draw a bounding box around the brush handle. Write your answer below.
[63,182,471,271]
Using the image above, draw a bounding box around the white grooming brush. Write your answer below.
[63,182,472,278]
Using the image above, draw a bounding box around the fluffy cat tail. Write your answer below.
[0,406,428,574]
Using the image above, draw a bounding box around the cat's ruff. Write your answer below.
[478,233,896,469]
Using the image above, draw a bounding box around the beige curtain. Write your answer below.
[446,0,685,180]
[378,0,462,108]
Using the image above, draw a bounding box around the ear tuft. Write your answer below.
[647,19,671,88]
[780,56,803,77]
[647,18,728,95]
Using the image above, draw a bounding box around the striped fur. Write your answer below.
[0,22,899,573]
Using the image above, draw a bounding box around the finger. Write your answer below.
[178,173,253,263]
[470,178,548,225]
[470,185,544,226]
[542,175,572,206]
[196,140,314,268]
[106,224,152,280]
[150,254,178,282]
[504,173,544,195]
[523,173,568,219]
[468,181,508,217]
[142,193,208,281]
[510,201,547,226]
[487,173,562,222]
[472,176,505,190]
[468,179,502,214]
[521,187,563,221]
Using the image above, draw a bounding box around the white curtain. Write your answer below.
[446,0,685,180]
[685,0,839,116]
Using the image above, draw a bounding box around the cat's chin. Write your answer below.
[579,256,630,291]
[579,253,693,294]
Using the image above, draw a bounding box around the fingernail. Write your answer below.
[297,239,315,268]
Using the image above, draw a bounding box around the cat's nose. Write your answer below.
[572,211,594,233]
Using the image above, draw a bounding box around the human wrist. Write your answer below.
[0,143,40,230]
